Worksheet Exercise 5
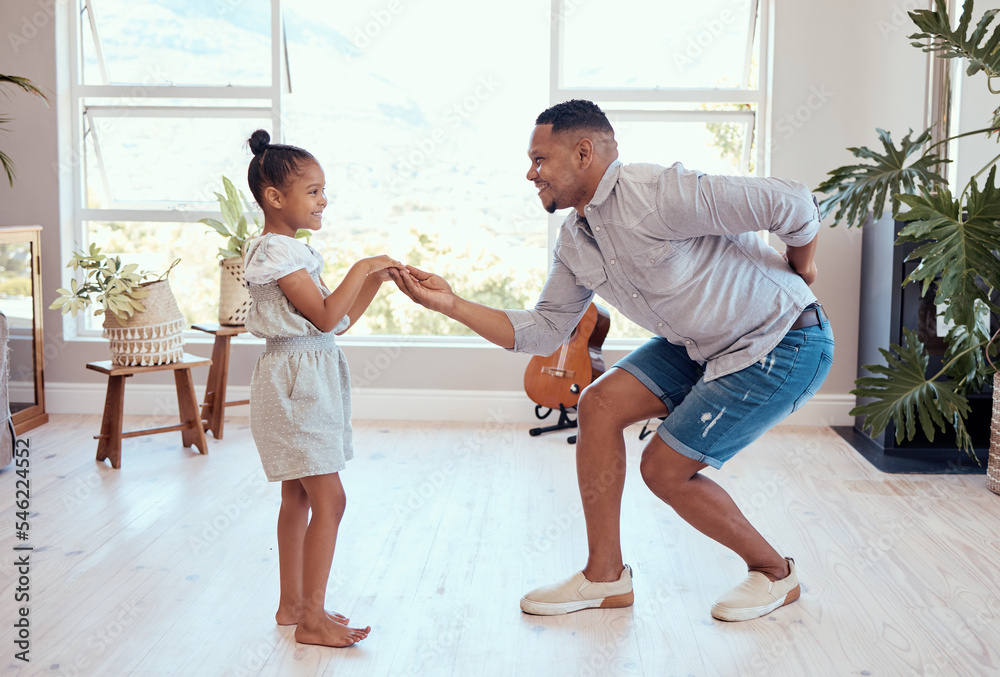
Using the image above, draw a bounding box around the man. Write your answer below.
[390,99,834,622]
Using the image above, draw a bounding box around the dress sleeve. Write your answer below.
[244,235,315,284]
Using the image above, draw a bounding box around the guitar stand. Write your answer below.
[529,404,579,444]
[638,417,667,441]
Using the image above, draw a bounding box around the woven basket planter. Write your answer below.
[988,371,1000,495]
[102,279,185,367]
[219,256,251,326]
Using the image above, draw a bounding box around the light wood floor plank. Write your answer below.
[2,416,999,677]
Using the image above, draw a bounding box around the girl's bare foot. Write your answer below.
[276,605,349,626]
[294,616,371,647]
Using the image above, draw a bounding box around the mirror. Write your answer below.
[0,239,37,413]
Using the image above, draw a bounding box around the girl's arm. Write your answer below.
[277,255,402,333]
[337,271,388,334]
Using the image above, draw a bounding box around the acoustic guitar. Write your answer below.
[523,302,611,411]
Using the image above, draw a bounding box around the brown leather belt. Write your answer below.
[790,304,826,330]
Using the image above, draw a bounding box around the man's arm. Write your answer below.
[390,266,515,348]
[657,168,820,246]
[785,234,819,286]
[391,253,593,355]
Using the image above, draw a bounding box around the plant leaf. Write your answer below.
[0,148,14,187]
[200,218,230,237]
[909,0,1000,77]
[896,165,1000,330]
[850,327,974,454]
[0,75,49,102]
[815,127,949,228]
[942,300,993,390]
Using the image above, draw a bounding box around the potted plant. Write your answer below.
[815,0,1000,492]
[1,74,48,186]
[200,176,261,326]
[49,244,185,367]
[200,175,310,326]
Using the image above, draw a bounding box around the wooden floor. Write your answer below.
[1,415,999,677]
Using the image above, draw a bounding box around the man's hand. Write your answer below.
[390,265,457,315]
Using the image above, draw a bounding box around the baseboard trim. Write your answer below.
[45,383,856,427]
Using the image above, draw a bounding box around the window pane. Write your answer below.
[282,0,550,336]
[80,0,271,86]
[83,221,226,330]
[562,0,757,89]
[84,113,271,208]
[608,115,753,175]
[81,220,548,338]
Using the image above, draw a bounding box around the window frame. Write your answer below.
[66,0,284,337]
[60,0,772,346]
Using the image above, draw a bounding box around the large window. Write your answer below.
[65,0,767,341]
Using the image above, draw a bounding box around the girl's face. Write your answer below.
[282,161,327,231]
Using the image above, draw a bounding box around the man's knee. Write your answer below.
[639,442,696,502]
[577,378,630,430]
[639,446,663,494]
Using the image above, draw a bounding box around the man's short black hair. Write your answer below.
[535,99,613,136]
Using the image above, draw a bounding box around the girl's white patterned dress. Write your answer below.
[243,233,353,481]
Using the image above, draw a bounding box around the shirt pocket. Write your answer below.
[575,265,618,306]
[632,240,697,293]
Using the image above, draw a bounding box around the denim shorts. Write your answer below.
[614,317,834,469]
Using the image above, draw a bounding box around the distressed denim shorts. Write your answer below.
[613,317,834,469]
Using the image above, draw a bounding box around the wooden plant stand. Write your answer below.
[87,353,212,469]
[191,323,249,440]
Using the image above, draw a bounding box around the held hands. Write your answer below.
[363,255,407,282]
[388,265,456,314]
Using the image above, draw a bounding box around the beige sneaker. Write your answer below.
[711,557,800,622]
[520,565,634,615]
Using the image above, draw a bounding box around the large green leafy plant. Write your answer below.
[816,0,1000,457]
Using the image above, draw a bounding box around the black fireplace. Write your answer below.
[833,216,994,473]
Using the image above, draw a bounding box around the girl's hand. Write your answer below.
[363,255,406,280]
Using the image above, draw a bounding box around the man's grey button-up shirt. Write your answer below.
[503,160,822,382]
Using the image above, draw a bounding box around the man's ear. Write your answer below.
[577,138,594,169]
[264,185,282,210]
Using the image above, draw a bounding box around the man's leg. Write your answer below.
[519,367,670,615]
[575,368,670,582]
[638,439,788,581]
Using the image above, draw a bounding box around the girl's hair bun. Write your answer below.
[248,129,271,156]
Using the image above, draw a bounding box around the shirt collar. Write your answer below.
[587,160,623,210]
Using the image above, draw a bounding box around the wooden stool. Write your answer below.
[87,353,212,469]
[192,323,250,440]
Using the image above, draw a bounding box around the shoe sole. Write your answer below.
[520,591,634,616]
[710,584,800,622]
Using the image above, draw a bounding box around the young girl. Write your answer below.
[242,129,403,647]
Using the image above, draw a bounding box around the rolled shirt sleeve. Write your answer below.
[502,252,593,356]
[655,165,821,248]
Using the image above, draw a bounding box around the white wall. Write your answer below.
[0,0,943,424]
[953,1,1000,192]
